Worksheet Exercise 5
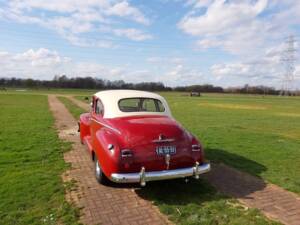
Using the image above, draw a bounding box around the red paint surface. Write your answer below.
[79,97,205,179]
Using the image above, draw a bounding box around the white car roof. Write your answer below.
[94,90,172,118]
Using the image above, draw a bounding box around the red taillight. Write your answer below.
[191,137,205,162]
[192,144,201,152]
[191,136,202,152]
[120,149,133,170]
[121,149,133,158]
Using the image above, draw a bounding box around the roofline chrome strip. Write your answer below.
[91,118,121,134]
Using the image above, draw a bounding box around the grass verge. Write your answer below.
[137,179,280,225]
[74,95,91,104]
[0,94,80,225]
[58,96,85,119]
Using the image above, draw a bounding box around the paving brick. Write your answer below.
[203,163,300,225]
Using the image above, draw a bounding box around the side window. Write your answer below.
[157,100,165,112]
[142,99,156,112]
[95,99,104,116]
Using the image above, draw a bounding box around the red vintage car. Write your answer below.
[79,90,210,186]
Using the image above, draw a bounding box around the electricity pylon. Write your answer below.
[281,35,296,95]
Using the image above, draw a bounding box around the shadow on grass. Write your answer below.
[135,148,267,204]
[201,148,267,199]
[136,178,224,206]
[205,148,267,177]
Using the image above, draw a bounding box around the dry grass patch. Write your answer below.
[275,112,300,118]
[198,103,267,110]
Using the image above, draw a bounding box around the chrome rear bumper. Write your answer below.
[110,162,210,186]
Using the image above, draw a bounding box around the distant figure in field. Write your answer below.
[190,92,201,97]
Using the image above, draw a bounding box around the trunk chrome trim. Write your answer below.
[110,163,210,186]
[152,138,175,143]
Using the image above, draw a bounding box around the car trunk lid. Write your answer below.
[109,115,195,172]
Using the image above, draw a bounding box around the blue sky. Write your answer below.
[0,0,299,88]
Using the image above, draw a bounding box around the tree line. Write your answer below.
[0,75,296,95]
[0,75,171,92]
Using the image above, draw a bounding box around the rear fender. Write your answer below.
[79,113,91,141]
[94,129,122,177]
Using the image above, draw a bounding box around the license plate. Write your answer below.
[156,146,176,155]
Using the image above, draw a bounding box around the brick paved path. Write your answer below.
[49,95,170,225]
[65,95,300,225]
[204,163,300,225]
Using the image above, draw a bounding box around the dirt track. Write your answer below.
[48,95,171,225]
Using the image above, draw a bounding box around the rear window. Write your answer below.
[118,98,165,112]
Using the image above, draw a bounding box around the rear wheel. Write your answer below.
[94,156,109,184]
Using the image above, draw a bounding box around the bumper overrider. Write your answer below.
[110,162,211,186]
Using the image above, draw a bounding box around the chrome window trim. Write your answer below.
[91,118,121,135]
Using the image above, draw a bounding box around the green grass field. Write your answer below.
[163,93,300,194]
[0,94,80,225]
[2,89,298,225]
[58,96,84,119]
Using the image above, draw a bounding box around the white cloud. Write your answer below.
[113,28,152,41]
[0,0,151,47]
[178,0,299,55]
[116,65,204,86]
[1,48,70,66]
[295,65,300,80]
[106,1,150,25]
[146,57,162,63]
[163,64,203,86]
[145,56,203,86]
[177,0,300,88]
[49,16,93,34]
[0,48,121,80]
[183,0,214,8]
[0,48,202,86]
[13,48,70,67]
[146,56,184,64]
[179,0,267,36]
[211,63,252,78]
[193,0,214,8]
[6,0,108,14]
[147,57,205,87]
[210,50,286,87]
[61,33,116,48]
